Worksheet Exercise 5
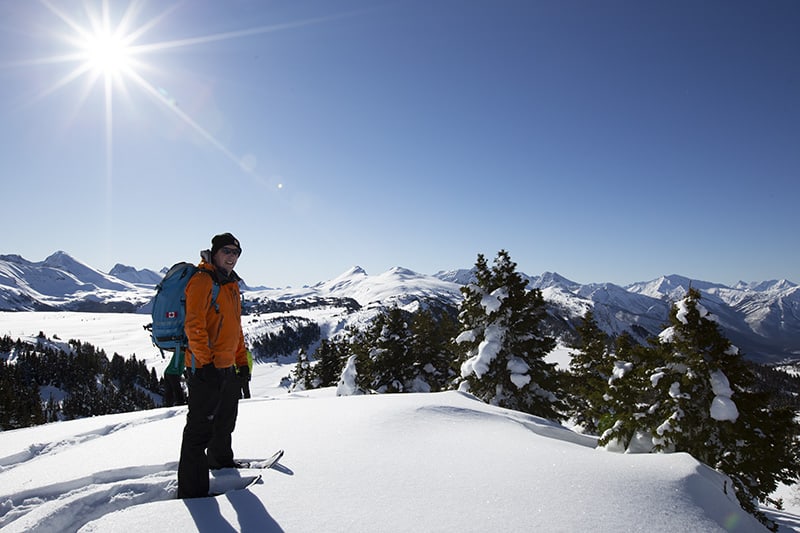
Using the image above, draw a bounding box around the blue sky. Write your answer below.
[1,0,798,288]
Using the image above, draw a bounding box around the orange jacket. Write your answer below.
[183,260,248,369]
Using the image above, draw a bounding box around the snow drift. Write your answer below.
[0,390,772,532]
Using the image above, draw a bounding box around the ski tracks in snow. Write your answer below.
[0,409,183,473]
[0,409,185,532]
[0,466,177,532]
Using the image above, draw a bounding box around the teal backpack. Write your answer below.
[146,262,219,373]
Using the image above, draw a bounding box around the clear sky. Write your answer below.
[1,0,798,288]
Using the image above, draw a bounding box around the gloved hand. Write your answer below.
[192,363,217,383]
[238,365,251,382]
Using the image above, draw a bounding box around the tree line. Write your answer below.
[0,334,160,429]
[291,249,800,531]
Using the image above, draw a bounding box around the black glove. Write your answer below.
[238,365,251,382]
[193,363,217,382]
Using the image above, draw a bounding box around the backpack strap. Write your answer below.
[210,281,220,313]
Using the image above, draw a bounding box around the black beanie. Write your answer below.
[211,232,242,255]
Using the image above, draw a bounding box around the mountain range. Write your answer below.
[1,251,798,363]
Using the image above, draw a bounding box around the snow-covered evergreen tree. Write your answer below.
[345,308,414,393]
[369,307,414,393]
[409,308,458,393]
[290,349,314,391]
[456,250,563,420]
[313,339,347,388]
[596,332,652,450]
[334,307,458,395]
[566,310,613,433]
[642,288,748,454]
[602,288,800,530]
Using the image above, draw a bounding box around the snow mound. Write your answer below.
[0,391,771,532]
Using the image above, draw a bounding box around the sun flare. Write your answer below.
[81,30,133,76]
[24,0,334,189]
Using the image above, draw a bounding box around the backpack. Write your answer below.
[146,262,219,373]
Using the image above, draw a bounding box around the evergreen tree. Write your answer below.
[602,288,800,530]
[313,339,347,388]
[409,308,458,392]
[0,357,45,429]
[596,332,652,448]
[364,307,414,393]
[291,349,314,391]
[325,307,457,395]
[456,250,563,420]
[660,289,799,529]
[566,310,613,434]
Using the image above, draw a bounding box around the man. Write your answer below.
[177,232,250,499]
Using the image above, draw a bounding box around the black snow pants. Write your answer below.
[177,365,241,498]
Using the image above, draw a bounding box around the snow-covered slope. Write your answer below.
[0,253,152,312]
[0,389,783,533]
[260,265,463,310]
[108,263,163,286]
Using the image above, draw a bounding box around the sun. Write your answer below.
[23,1,340,184]
[81,29,133,77]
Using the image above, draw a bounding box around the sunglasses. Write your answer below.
[220,247,241,257]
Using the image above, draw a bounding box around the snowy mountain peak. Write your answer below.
[531,271,580,290]
[433,268,475,285]
[626,275,733,302]
[348,265,368,276]
[311,265,369,292]
[383,266,420,278]
[43,250,81,268]
[109,264,163,286]
[0,252,151,311]
[337,265,368,279]
[735,279,798,292]
[0,254,29,265]
[40,251,133,292]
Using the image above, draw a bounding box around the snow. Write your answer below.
[710,396,740,422]
[675,297,702,324]
[710,369,739,422]
[0,312,797,532]
[480,287,507,314]
[610,360,634,383]
[460,323,505,379]
[710,370,734,397]
[454,329,476,344]
[335,354,360,396]
[669,381,689,399]
[0,389,777,533]
[658,325,676,343]
[651,371,665,387]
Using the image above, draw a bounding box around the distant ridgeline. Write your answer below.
[1,251,799,362]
